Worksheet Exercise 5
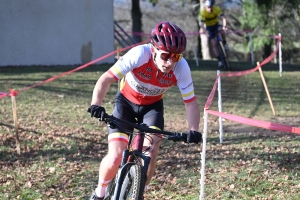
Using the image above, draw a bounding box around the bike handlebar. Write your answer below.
[101,113,188,143]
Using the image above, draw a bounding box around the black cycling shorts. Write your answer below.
[108,92,164,136]
[206,23,219,40]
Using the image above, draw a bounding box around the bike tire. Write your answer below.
[119,164,146,200]
[104,177,116,200]
[218,41,232,71]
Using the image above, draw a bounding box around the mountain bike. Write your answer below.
[216,30,232,71]
[98,113,192,200]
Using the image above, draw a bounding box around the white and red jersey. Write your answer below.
[108,43,196,105]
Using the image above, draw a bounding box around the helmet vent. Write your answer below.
[175,37,179,49]
[161,36,166,47]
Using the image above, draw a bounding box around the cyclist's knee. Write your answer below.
[107,141,127,164]
[106,151,123,166]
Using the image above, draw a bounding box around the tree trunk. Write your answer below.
[199,2,212,60]
[256,1,272,60]
[197,21,202,59]
[131,0,142,43]
[200,29,212,60]
[263,44,272,60]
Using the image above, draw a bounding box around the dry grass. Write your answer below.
[0,61,300,199]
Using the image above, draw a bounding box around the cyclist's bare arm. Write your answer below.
[91,70,117,106]
[184,99,200,132]
[220,14,227,31]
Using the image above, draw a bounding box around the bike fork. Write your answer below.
[113,163,133,200]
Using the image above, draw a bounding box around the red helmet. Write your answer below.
[151,21,186,54]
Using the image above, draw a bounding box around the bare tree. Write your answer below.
[131,0,143,43]
[198,1,212,59]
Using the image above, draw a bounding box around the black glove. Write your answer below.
[87,105,106,121]
[187,130,202,144]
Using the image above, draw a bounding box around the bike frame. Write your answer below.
[216,31,232,71]
[112,132,151,200]
[102,115,186,200]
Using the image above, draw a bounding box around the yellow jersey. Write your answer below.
[199,6,223,27]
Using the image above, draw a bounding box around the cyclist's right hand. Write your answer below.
[87,105,106,121]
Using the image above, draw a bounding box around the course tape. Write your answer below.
[203,36,299,135]
[205,37,281,109]
[0,92,10,98]
[120,29,253,37]
[0,40,150,99]
[0,28,275,99]
[206,109,300,134]
[118,29,279,38]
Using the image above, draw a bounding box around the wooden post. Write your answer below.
[116,46,120,60]
[116,47,121,91]
[257,62,276,116]
[10,89,21,154]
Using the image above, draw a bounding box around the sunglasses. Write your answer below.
[154,47,182,62]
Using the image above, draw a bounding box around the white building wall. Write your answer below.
[0,0,114,66]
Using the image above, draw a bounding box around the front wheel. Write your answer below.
[119,164,146,200]
[103,177,116,200]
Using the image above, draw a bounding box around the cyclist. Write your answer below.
[88,21,202,199]
[199,0,228,67]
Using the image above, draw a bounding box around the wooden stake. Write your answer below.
[10,90,21,154]
[257,62,276,116]
[117,46,120,60]
[116,47,121,91]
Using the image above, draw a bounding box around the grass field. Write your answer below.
[0,60,300,199]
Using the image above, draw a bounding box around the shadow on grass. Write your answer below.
[204,126,300,167]
[0,78,119,98]
[0,126,108,165]
[188,59,300,72]
[0,61,299,75]
[0,64,111,74]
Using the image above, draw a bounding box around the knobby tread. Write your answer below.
[119,164,145,200]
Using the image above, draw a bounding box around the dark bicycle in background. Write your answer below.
[216,29,232,71]
[94,113,195,200]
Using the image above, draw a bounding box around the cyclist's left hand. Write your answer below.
[187,130,202,144]
[223,26,228,31]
